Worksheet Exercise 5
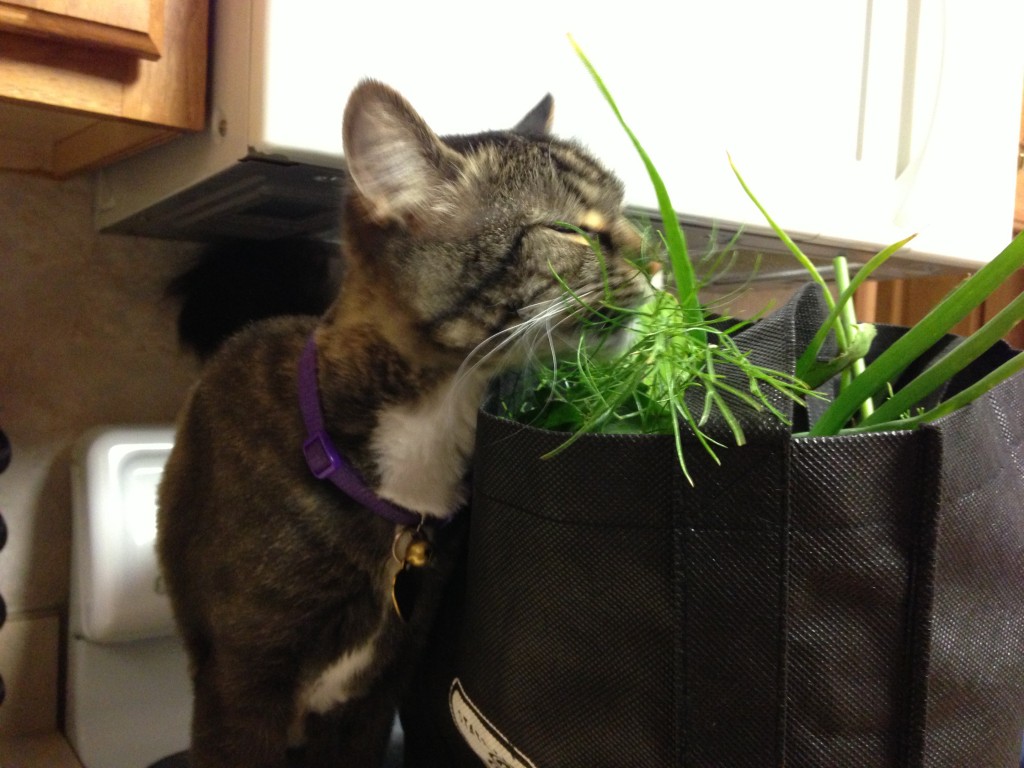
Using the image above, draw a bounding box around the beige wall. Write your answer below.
[0,170,201,737]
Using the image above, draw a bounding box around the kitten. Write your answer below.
[157,79,648,768]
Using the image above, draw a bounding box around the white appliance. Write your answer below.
[68,427,190,768]
[95,1,1024,277]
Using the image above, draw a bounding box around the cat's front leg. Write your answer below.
[188,650,297,768]
[303,685,398,768]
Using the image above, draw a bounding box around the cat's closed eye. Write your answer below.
[547,221,613,251]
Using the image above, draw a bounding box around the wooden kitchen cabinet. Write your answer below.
[0,0,163,59]
[0,0,206,177]
[1015,89,1024,236]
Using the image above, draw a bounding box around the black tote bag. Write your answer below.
[403,284,1024,768]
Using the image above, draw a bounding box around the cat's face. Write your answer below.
[341,81,649,369]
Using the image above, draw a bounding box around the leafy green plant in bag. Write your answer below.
[503,37,1024,478]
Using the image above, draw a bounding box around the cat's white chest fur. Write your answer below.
[293,373,485,726]
[369,371,488,519]
[299,634,380,715]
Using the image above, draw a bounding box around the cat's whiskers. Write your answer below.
[440,293,575,414]
[449,302,560,390]
[372,293,575,512]
[472,294,571,364]
[452,283,612,387]
[369,299,580,516]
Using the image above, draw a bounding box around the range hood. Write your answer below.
[96,1,1024,283]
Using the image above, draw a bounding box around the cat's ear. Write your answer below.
[514,94,554,136]
[343,80,459,225]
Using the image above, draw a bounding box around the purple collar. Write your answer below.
[298,334,423,528]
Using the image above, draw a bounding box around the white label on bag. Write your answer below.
[450,678,538,768]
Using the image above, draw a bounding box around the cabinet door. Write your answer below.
[0,0,206,176]
[258,0,1024,268]
[0,0,162,58]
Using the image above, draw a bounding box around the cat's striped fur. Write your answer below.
[156,80,648,768]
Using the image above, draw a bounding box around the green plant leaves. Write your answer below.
[570,36,705,344]
[810,230,1024,436]
[505,38,1024,480]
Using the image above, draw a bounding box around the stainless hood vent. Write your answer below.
[102,157,345,242]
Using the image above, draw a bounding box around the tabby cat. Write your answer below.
[156,79,648,768]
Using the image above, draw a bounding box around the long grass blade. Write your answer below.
[860,289,1024,427]
[570,36,705,343]
[796,234,915,383]
[838,351,1024,435]
[728,157,836,311]
[810,230,1024,436]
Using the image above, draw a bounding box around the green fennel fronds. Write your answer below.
[506,283,812,483]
